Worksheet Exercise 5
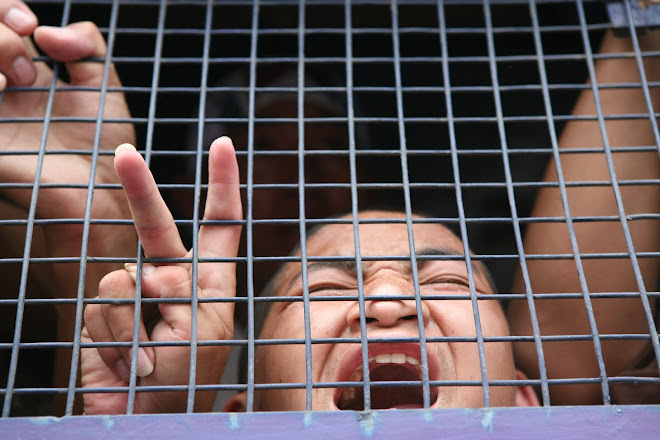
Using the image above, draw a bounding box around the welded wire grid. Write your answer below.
[0,0,657,418]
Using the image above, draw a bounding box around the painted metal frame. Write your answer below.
[5,406,660,439]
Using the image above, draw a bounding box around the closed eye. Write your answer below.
[423,277,470,289]
[307,284,353,295]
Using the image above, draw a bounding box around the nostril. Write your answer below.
[401,315,417,321]
[365,317,377,324]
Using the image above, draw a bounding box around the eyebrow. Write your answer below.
[285,260,357,293]
[284,246,484,293]
[415,246,486,279]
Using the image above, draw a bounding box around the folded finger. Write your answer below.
[84,302,130,382]
[114,144,188,259]
[98,269,155,378]
[0,2,37,35]
[0,22,36,87]
[197,137,243,295]
[138,265,196,334]
[34,21,122,87]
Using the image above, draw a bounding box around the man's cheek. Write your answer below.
[309,304,351,339]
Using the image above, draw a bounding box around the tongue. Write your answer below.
[370,384,424,410]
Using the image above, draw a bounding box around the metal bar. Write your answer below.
[65,0,123,415]
[344,0,372,412]
[244,0,260,412]
[574,0,639,404]
[525,0,573,406]
[621,0,660,374]
[438,0,490,408]
[4,406,659,439]
[295,0,315,411]
[125,0,168,415]
[390,0,432,408]
[0,0,73,418]
[183,0,215,414]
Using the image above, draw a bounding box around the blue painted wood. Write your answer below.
[3,406,659,439]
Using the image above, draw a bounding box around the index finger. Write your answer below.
[196,137,243,293]
[114,144,188,259]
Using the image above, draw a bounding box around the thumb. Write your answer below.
[33,21,121,87]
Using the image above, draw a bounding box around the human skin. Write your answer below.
[0,1,137,412]
[80,144,539,414]
[227,211,537,411]
[81,137,242,415]
[508,30,660,405]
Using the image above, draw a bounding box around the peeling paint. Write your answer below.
[29,417,58,426]
[304,412,313,427]
[357,411,377,437]
[102,416,116,430]
[422,410,433,423]
[481,409,495,433]
[229,413,240,430]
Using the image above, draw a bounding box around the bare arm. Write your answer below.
[508,30,660,405]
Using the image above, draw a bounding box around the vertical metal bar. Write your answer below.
[245,0,260,412]
[521,0,561,407]
[344,0,371,411]
[623,0,660,154]
[65,0,122,415]
[437,0,490,408]
[1,0,73,419]
[569,0,641,404]
[186,0,215,413]
[621,0,660,373]
[295,0,314,411]
[485,0,543,407]
[389,0,432,408]
[126,0,168,415]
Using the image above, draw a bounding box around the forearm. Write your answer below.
[509,30,660,404]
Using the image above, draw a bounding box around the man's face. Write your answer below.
[254,211,518,411]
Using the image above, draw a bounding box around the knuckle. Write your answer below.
[113,323,137,344]
[136,222,176,243]
[98,270,131,298]
[76,21,99,34]
[84,303,101,325]
[0,28,26,66]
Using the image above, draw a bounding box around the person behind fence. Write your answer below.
[80,137,541,413]
[0,1,658,413]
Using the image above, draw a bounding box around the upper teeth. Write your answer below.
[371,353,419,366]
[347,353,421,382]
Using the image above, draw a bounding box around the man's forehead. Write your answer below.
[304,216,463,257]
[270,213,469,293]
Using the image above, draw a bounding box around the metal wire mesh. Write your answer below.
[0,0,658,421]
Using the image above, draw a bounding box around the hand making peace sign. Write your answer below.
[81,136,242,415]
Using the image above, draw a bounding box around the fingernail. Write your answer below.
[115,143,137,156]
[115,358,130,382]
[11,56,36,85]
[124,263,137,283]
[136,348,154,377]
[0,73,6,92]
[6,8,36,32]
[142,264,156,276]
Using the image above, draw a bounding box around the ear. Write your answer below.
[224,391,248,412]
[514,370,540,407]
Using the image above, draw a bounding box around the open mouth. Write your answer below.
[336,352,439,410]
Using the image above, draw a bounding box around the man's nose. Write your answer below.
[346,278,430,332]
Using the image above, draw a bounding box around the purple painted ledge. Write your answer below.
[3,405,659,439]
